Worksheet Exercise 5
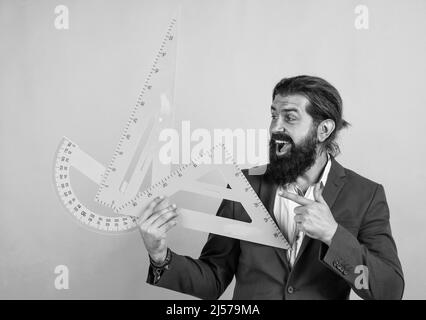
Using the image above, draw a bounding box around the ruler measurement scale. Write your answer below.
[54,138,138,233]
[95,17,177,210]
[53,15,178,233]
[119,144,289,249]
[53,14,289,249]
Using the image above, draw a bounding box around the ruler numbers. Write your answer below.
[94,17,177,210]
[54,138,138,233]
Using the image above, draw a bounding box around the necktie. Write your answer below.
[287,185,305,268]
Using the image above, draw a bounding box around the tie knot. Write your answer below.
[294,185,304,196]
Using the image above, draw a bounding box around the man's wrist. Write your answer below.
[322,223,338,246]
[149,248,172,285]
[149,248,171,267]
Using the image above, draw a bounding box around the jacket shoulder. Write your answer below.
[339,164,384,206]
[241,165,269,190]
[242,164,268,179]
[343,166,381,190]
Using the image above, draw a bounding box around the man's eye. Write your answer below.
[285,115,296,122]
[271,115,278,120]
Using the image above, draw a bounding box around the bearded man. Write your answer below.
[138,75,404,300]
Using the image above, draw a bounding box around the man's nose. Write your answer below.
[270,118,286,134]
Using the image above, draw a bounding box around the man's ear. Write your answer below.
[317,119,335,142]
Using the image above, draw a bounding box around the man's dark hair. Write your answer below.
[272,75,350,157]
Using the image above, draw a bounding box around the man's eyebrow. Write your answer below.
[282,107,299,113]
[271,105,300,113]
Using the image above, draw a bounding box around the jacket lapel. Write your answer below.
[293,156,347,266]
[320,156,347,218]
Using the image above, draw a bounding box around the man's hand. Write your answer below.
[279,182,338,246]
[137,196,179,264]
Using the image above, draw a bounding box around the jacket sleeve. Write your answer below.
[146,198,240,299]
[319,184,405,299]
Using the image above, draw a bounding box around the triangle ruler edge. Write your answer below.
[94,14,178,210]
[53,14,179,233]
[118,143,290,249]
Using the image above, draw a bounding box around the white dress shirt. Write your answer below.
[273,154,332,268]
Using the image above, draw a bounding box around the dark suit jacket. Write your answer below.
[147,156,404,299]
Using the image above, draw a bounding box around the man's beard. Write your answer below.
[267,127,319,186]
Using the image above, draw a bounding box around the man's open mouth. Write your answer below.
[275,139,291,157]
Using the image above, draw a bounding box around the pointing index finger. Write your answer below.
[279,190,313,206]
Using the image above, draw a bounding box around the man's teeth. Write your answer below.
[275,140,288,145]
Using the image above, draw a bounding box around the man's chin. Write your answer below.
[268,148,316,185]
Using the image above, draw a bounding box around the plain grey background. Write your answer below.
[1,0,425,299]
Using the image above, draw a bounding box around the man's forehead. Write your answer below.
[271,94,309,111]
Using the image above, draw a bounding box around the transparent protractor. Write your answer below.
[53,137,138,234]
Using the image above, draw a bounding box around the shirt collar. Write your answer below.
[319,152,332,186]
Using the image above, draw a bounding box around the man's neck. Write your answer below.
[295,151,328,193]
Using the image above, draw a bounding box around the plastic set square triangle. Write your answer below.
[118,144,289,249]
[53,15,289,249]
